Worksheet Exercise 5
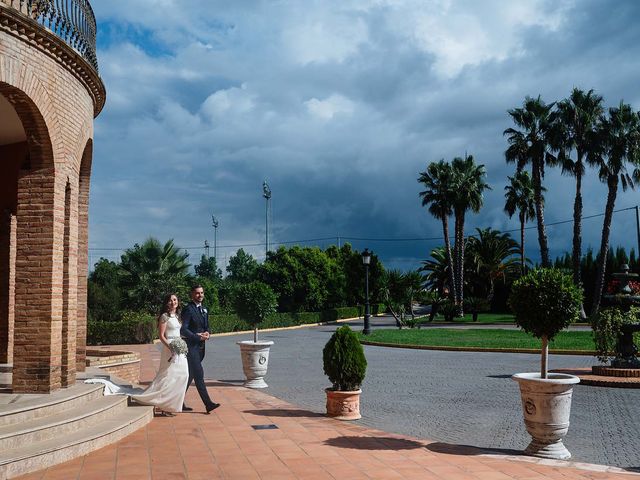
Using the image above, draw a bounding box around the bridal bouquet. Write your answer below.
[168,338,188,362]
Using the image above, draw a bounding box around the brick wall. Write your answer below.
[86,349,142,385]
[0,6,105,392]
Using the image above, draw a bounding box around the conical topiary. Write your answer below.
[322,325,367,391]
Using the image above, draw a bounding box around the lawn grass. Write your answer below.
[428,313,516,324]
[358,328,596,351]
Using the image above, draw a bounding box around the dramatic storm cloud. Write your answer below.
[88,0,640,271]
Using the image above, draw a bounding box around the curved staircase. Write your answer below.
[0,372,153,479]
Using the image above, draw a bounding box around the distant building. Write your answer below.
[0,0,106,393]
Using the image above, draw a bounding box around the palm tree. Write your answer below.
[504,96,555,267]
[419,247,450,296]
[450,155,491,315]
[418,160,455,303]
[504,171,538,273]
[588,102,640,317]
[119,237,190,312]
[465,228,520,300]
[549,88,604,288]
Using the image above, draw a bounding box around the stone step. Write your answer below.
[0,383,106,428]
[0,404,153,479]
[0,394,128,451]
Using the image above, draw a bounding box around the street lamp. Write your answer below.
[263,180,271,256]
[211,215,219,262]
[362,248,371,335]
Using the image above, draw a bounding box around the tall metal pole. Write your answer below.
[362,248,371,335]
[204,240,210,258]
[263,181,271,257]
[212,215,219,263]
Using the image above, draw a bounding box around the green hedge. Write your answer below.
[87,311,157,345]
[87,305,386,344]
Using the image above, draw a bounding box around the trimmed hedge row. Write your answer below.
[87,304,386,345]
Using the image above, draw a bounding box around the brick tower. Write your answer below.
[0,0,106,393]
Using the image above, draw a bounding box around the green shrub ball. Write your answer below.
[508,268,583,341]
[323,325,367,391]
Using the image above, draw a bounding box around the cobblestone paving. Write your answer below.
[203,317,640,471]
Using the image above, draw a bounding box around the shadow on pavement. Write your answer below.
[324,436,425,450]
[203,380,245,387]
[243,408,325,418]
[426,442,521,456]
[486,374,513,379]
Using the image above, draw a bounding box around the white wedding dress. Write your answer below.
[85,313,189,413]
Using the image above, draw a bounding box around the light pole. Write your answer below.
[362,248,371,335]
[263,180,271,256]
[211,215,219,263]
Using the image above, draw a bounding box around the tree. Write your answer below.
[194,255,222,283]
[380,269,410,328]
[504,171,538,274]
[418,160,455,303]
[88,258,123,322]
[226,248,259,284]
[419,247,450,297]
[505,96,555,267]
[588,102,640,317]
[119,238,190,313]
[450,155,491,315]
[465,228,520,300]
[549,88,604,292]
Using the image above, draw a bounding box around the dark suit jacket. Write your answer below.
[180,302,210,349]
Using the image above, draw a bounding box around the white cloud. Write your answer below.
[304,94,355,120]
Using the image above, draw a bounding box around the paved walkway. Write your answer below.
[16,343,638,479]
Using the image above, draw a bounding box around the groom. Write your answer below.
[180,284,220,413]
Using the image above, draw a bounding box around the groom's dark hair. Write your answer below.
[191,283,203,292]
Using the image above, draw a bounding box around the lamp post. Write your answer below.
[211,215,219,262]
[362,248,371,335]
[263,181,271,256]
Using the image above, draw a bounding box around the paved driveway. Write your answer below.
[202,315,640,471]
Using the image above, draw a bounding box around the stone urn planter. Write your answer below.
[232,281,278,389]
[323,325,367,421]
[325,388,362,420]
[512,372,580,459]
[508,268,583,459]
[237,340,274,388]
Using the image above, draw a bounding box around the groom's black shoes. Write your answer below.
[182,404,193,411]
[206,402,221,414]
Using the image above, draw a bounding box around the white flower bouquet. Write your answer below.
[168,338,188,362]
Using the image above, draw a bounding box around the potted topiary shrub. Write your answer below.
[234,281,278,388]
[508,268,583,460]
[322,325,367,420]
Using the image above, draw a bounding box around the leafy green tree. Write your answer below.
[194,255,222,283]
[119,238,190,313]
[465,228,520,301]
[504,171,538,273]
[418,160,455,302]
[588,102,640,316]
[549,88,604,289]
[450,155,491,314]
[233,281,278,342]
[88,258,123,322]
[226,248,259,284]
[259,246,341,312]
[420,247,450,296]
[505,96,555,267]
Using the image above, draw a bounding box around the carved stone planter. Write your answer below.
[325,388,362,420]
[237,340,273,388]
[512,372,580,460]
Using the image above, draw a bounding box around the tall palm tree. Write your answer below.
[465,228,521,301]
[504,96,555,267]
[504,171,538,273]
[418,160,455,303]
[450,155,491,315]
[549,88,604,289]
[588,102,640,317]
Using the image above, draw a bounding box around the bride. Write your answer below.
[86,293,189,416]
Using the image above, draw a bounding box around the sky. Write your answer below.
[88,0,640,272]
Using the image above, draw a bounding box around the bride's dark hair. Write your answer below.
[159,293,180,316]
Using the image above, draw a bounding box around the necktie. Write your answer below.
[198,305,204,316]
